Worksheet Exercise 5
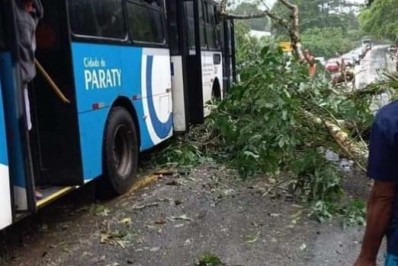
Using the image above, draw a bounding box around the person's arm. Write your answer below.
[32,0,43,20]
[303,53,314,66]
[354,180,396,266]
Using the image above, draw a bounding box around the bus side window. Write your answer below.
[184,1,195,50]
[166,0,180,55]
[126,0,165,44]
[198,0,207,48]
[206,3,217,49]
[69,0,125,39]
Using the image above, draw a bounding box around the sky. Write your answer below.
[229,0,367,12]
[263,0,366,8]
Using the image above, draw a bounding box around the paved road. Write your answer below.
[0,47,394,266]
[355,45,393,112]
[355,45,391,90]
[0,163,377,266]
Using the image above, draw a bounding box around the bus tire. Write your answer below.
[100,107,138,197]
[211,79,221,100]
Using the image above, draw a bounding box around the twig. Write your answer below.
[132,202,159,210]
[262,178,294,196]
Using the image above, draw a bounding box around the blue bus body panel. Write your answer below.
[71,43,172,180]
[0,53,26,188]
[0,54,12,229]
[0,68,8,166]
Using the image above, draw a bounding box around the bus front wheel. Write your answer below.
[101,107,138,196]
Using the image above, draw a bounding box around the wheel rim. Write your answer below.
[113,124,133,178]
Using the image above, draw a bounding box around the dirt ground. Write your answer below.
[0,161,384,266]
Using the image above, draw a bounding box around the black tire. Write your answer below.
[100,107,138,197]
[211,80,221,101]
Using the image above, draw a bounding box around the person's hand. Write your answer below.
[353,256,376,266]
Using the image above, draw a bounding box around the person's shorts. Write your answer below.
[386,253,398,265]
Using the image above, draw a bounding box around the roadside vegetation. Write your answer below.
[271,0,362,58]
[359,0,398,42]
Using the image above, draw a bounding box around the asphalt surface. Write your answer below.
[0,164,376,266]
[355,45,391,90]
[0,46,393,266]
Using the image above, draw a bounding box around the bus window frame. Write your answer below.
[197,0,222,52]
[124,0,168,48]
[67,0,129,43]
[165,0,181,55]
[204,1,219,50]
[198,0,207,49]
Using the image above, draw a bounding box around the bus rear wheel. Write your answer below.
[101,107,138,197]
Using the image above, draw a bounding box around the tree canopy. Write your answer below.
[233,2,271,31]
[359,0,398,41]
[271,0,359,34]
[268,0,361,57]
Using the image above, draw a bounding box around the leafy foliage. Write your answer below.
[149,137,207,172]
[208,45,372,180]
[340,199,366,228]
[272,0,360,34]
[301,27,357,58]
[234,22,264,69]
[359,0,398,41]
[155,43,376,222]
[154,19,398,223]
[197,253,223,266]
[271,0,361,57]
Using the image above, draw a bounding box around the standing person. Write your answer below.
[354,101,398,266]
[15,0,43,130]
[303,49,317,78]
[15,0,43,199]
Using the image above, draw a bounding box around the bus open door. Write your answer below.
[0,0,37,223]
[0,34,12,229]
[24,0,84,205]
[0,1,84,225]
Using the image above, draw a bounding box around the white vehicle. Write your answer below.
[362,39,372,50]
[341,54,355,66]
[348,49,362,64]
[314,57,326,66]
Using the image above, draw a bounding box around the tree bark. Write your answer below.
[219,0,304,60]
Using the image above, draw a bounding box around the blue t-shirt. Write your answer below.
[368,100,398,255]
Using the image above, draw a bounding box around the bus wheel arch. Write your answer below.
[111,97,141,147]
[211,78,221,100]
[98,98,140,198]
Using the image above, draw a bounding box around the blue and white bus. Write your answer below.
[0,0,235,230]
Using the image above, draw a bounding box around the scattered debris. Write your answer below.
[132,202,159,210]
[245,231,261,244]
[268,213,281,218]
[149,247,160,252]
[120,218,132,225]
[174,223,184,228]
[90,205,111,217]
[167,214,194,222]
[100,230,133,248]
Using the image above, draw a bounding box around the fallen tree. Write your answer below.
[154,1,398,222]
[217,0,393,170]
